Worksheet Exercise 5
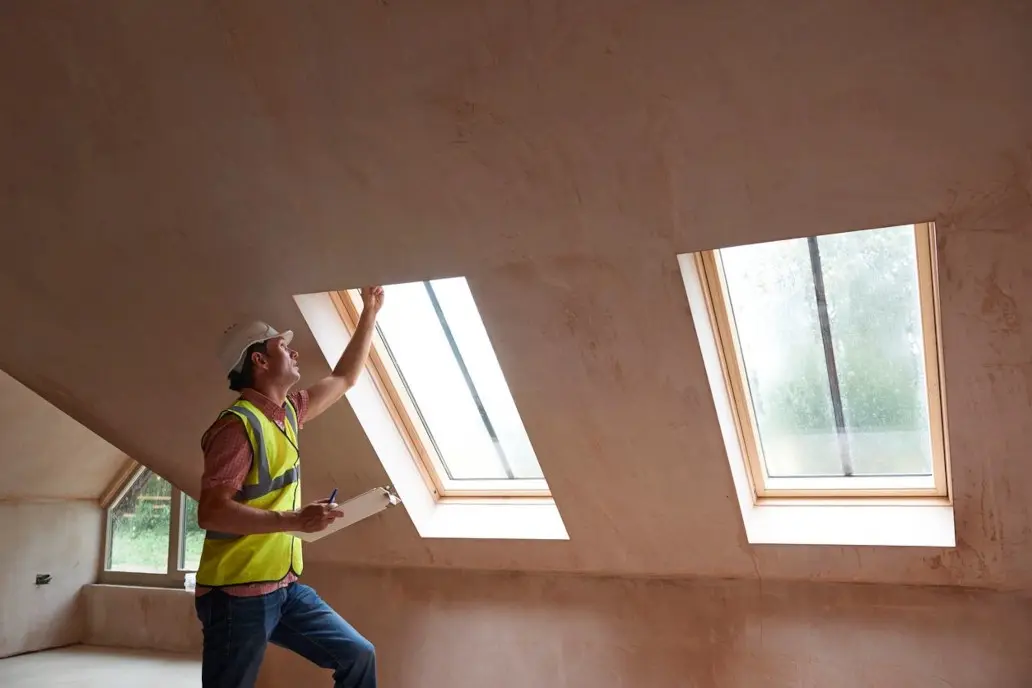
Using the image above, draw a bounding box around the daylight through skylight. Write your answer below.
[695,222,948,498]
[341,277,547,496]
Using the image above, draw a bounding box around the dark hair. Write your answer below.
[227,340,268,392]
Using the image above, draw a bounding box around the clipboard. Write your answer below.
[288,486,401,543]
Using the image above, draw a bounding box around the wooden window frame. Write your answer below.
[331,289,551,500]
[98,464,198,587]
[695,222,950,501]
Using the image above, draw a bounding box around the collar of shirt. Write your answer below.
[240,388,291,428]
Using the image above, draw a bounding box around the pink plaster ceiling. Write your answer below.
[0,369,128,500]
[1,1,1031,587]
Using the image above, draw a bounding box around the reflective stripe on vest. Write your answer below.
[195,397,304,587]
[231,404,299,500]
[204,400,300,541]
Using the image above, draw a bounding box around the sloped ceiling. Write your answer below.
[0,369,128,500]
[1,1,1031,588]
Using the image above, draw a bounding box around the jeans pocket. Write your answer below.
[196,590,235,629]
[195,593,212,627]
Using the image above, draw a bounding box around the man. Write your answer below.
[194,286,385,688]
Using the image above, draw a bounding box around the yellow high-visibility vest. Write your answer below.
[195,398,303,587]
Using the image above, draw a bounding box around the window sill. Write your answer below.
[294,291,569,541]
[89,582,194,593]
[742,499,955,547]
[98,571,191,588]
[417,498,567,540]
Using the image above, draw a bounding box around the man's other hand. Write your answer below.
[294,499,345,533]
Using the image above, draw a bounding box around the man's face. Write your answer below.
[258,336,300,386]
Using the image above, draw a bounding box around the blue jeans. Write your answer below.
[195,583,376,688]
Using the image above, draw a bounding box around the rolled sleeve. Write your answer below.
[200,416,253,492]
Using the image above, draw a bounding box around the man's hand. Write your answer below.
[292,499,344,533]
[361,286,385,315]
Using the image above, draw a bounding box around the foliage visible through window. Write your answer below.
[704,223,946,495]
[105,467,206,581]
[107,469,171,573]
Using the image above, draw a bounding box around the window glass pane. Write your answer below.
[429,279,543,479]
[107,470,170,573]
[181,496,204,571]
[819,226,932,475]
[720,238,839,477]
[372,278,543,481]
[719,225,931,479]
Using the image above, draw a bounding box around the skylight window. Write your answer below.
[692,222,948,498]
[332,277,548,497]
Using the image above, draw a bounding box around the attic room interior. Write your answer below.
[2,1,1032,686]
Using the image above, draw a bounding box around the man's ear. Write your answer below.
[250,350,267,370]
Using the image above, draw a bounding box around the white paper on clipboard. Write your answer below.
[289,486,401,543]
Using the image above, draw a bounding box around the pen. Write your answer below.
[327,488,338,505]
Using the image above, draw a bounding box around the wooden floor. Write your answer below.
[0,645,200,686]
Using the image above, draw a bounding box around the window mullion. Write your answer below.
[806,236,853,477]
[168,487,183,575]
[103,505,115,573]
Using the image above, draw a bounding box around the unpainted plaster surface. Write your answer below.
[79,565,1032,687]
[84,585,202,654]
[1,1,1032,587]
[0,502,101,658]
[259,565,1032,687]
[0,369,128,500]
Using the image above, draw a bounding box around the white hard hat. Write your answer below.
[218,321,294,375]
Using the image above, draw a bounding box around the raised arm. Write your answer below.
[304,285,384,422]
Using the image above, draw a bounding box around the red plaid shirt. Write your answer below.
[195,387,310,597]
